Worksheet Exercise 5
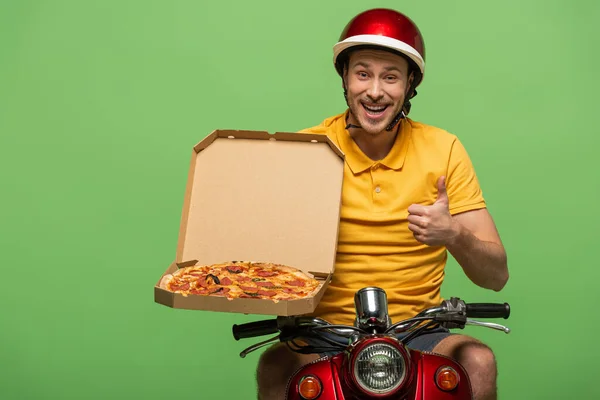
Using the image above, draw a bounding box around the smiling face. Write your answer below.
[343,48,414,135]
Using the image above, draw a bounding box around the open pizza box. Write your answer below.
[154,129,344,316]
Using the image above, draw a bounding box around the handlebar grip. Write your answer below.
[232,319,278,341]
[466,303,510,319]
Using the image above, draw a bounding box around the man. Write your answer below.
[257,8,508,400]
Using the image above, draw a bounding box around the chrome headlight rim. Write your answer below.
[350,338,410,395]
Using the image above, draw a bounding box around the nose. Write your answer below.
[366,79,384,101]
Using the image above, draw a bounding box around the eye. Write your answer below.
[357,71,369,79]
[385,75,398,82]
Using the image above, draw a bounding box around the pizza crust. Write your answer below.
[158,274,174,290]
[308,280,325,296]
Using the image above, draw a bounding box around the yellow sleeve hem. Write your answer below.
[449,201,487,215]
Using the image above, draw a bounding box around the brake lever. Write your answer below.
[466,319,511,334]
[239,335,280,358]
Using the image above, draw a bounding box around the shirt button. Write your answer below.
[375,186,381,193]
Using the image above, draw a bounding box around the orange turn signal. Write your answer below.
[298,375,322,399]
[435,366,460,391]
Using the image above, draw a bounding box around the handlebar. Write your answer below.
[466,303,510,319]
[232,319,278,340]
[231,299,511,345]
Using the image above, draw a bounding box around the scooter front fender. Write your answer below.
[286,354,346,400]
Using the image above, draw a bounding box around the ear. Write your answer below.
[406,71,415,95]
[342,66,349,90]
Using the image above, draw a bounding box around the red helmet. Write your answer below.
[333,9,426,88]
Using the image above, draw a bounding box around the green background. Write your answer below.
[1,0,598,399]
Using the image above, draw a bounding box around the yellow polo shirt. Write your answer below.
[300,111,486,325]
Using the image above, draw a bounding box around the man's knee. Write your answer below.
[456,341,497,375]
[434,335,496,372]
[433,335,497,399]
[256,343,318,400]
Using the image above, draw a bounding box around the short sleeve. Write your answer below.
[446,138,486,215]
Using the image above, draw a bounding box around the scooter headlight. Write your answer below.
[353,342,408,395]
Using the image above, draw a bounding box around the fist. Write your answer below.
[407,176,458,246]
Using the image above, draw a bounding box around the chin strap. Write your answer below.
[344,88,362,129]
[385,110,406,131]
[345,123,362,129]
[385,93,414,131]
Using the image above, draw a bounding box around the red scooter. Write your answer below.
[233,287,510,399]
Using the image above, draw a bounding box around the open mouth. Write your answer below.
[362,103,389,117]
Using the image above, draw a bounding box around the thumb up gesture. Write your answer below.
[407,176,458,246]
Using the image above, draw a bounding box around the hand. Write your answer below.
[407,176,459,246]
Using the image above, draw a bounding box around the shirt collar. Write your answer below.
[334,110,412,174]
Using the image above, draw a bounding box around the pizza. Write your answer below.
[158,261,322,301]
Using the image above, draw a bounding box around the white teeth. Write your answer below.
[363,104,387,113]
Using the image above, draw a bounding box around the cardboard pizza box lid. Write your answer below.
[155,129,345,315]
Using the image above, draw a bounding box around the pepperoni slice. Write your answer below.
[196,278,209,288]
[190,288,208,295]
[283,287,299,294]
[172,282,190,291]
[219,277,233,286]
[226,265,243,274]
[257,270,278,277]
[257,290,277,297]
[239,285,258,292]
[236,276,252,282]
[287,280,306,287]
[255,281,274,287]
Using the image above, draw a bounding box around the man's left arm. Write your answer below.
[446,207,508,291]
[407,136,509,291]
[407,176,509,292]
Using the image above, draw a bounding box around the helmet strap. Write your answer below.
[345,90,362,129]
[385,77,416,131]
[343,83,363,129]
[385,109,406,131]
